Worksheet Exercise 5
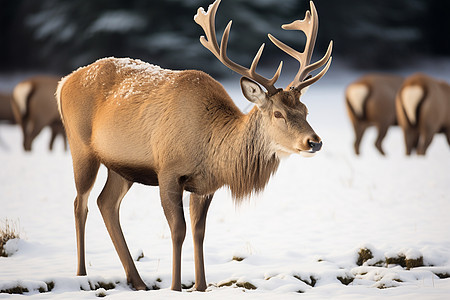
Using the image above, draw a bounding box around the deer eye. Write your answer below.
[274,111,284,119]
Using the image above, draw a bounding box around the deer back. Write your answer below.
[346,74,403,123]
[398,73,450,130]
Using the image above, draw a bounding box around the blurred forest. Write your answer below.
[0,0,449,76]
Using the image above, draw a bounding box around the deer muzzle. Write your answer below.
[299,138,322,158]
[308,140,322,152]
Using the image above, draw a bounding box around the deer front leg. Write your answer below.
[190,193,213,291]
[97,170,147,290]
[159,173,186,291]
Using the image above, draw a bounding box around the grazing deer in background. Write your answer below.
[345,74,404,155]
[12,76,67,151]
[0,92,15,124]
[57,0,331,292]
[0,92,16,148]
[396,73,450,155]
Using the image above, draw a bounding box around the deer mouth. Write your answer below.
[298,149,318,158]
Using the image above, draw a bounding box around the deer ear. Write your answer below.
[240,77,268,107]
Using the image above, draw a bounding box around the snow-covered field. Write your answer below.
[1,64,450,299]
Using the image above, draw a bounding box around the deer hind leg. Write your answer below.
[49,122,65,151]
[72,151,100,276]
[417,129,434,155]
[49,124,58,151]
[445,128,450,147]
[374,123,389,156]
[96,169,147,290]
[353,122,367,155]
[403,128,419,155]
[159,173,186,291]
[190,193,213,291]
[22,119,42,151]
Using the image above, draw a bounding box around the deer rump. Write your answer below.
[400,84,426,127]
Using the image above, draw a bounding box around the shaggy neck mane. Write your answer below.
[214,106,280,202]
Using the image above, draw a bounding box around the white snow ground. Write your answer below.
[1,64,450,299]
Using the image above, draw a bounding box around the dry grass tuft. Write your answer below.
[0,218,21,257]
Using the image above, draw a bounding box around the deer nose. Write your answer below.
[308,140,322,152]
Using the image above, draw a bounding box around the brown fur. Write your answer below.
[396,72,450,155]
[58,56,322,291]
[11,76,67,151]
[345,73,404,155]
[0,93,15,124]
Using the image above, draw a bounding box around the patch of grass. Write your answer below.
[0,286,29,294]
[136,251,144,261]
[232,256,245,262]
[218,279,256,290]
[1,281,55,294]
[337,276,354,285]
[405,256,423,269]
[236,281,257,290]
[38,281,55,293]
[148,278,162,290]
[386,254,406,267]
[96,281,115,290]
[218,280,237,287]
[293,275,317,287]
[356,248,373,266]
[46,281,55,292]
[85,280,116,291]
[435,273,450,279]
[385,254,423,269]
[0,218,20,257]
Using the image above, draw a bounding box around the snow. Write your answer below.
[1,65,450,299]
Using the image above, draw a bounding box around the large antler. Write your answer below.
[268,1,332,92]
[194,0,282,95]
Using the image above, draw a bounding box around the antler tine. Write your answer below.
[296,52,332,92]
[194,0,282,95]
[295,40,332,89]
[268,1,332,92]
[195,0,221,58]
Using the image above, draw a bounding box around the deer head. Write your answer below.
[195,0,332,157]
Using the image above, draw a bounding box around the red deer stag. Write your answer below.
[396,72,450,155]
[12,76,67,151]
[57,0,332,291]
[345,74,403,155]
